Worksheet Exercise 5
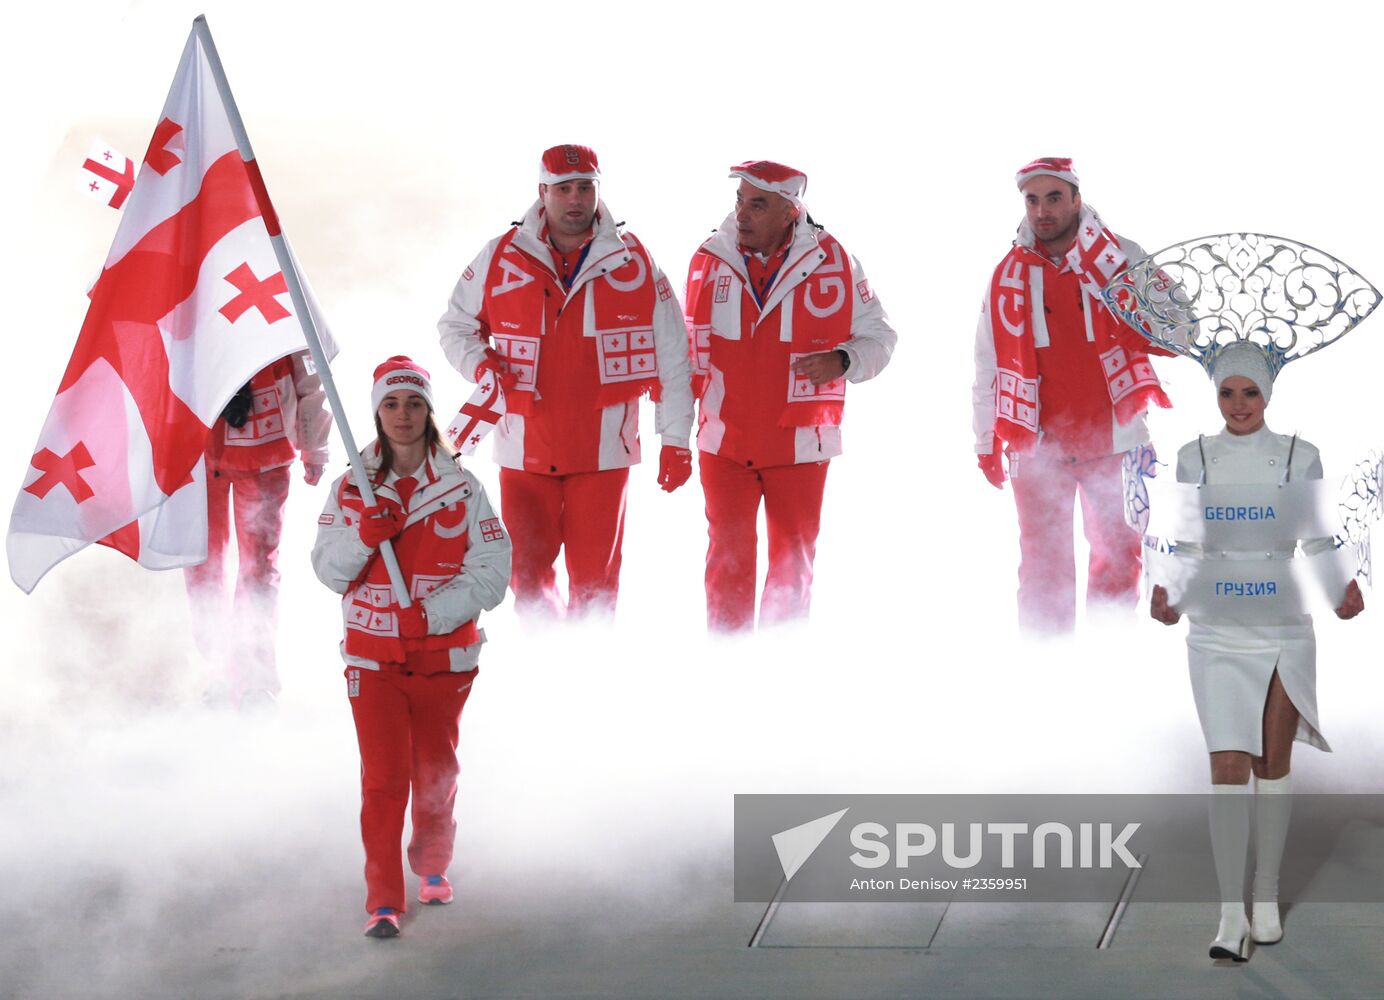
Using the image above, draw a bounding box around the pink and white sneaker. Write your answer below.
[418,875,453,905]
[364,907,401,938]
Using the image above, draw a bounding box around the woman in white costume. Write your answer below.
[1150,341,1365,961]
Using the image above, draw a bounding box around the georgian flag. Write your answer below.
[8,24,335,593]
[445,375,506,456]
[76,140,136,209]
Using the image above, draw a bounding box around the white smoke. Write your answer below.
[2,0,1383,995]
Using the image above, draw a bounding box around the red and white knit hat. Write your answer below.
[372,355,434,412]
[1015,157,1080,190]
[729,160,808,207]
[540,144,601,185]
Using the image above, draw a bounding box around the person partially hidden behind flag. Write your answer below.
[437,144,694,621]
[972,157,1174,634]
[185,352,331,708]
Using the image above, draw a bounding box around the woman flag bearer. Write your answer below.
[312,356,511,938]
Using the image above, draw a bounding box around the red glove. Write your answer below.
[978,435,1006,489]
[1149,584,1182,626]
[658,445,693,493]
[1335,578,1365,620]
[358,501,404,548]
[398,603,429,638]
[476,348,518,394]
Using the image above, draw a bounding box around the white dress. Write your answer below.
[1174,425,1330,755]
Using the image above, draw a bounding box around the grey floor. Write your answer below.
[7,861,1384,999]
[6,572,1384,999]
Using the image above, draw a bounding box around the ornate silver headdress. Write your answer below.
[1101,233,1380,378]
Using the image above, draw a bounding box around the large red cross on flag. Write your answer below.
[8,23,337,593]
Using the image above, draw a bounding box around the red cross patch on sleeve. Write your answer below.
[480,517,505,542]
[856,279,873,303]
[656,276,672,301]
[318,513,335,525]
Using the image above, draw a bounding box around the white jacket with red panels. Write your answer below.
[438,201,694,476]
[311,446,511,673]
[685,215,896,469]
[209,351,332,474]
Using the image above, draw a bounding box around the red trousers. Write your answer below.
[700,453,830,633]
[347,662,476,914]
[1010,448,1141,633]
[499,466,628,620]
[183,465,290,700]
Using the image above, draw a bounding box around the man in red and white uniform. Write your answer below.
[438,144,694,620]
[973,157,1172,634]
[685,161,896,632]
[184,351,332,706]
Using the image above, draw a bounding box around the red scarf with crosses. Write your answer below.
[988,209,1169,452]
[339,447,479,666]
[483,228,663,415]
[687,232,854,428]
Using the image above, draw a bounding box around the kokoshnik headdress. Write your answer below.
[1099,234,1383,614]
[1100,232,1381,385]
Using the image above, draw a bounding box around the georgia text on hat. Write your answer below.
[371,355,435,412]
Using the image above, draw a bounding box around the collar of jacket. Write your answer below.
[700,212,835,316]
[1012,201,1112,265]
[508,198,634,299]
[357,442,460,489]
[355,443,473,531]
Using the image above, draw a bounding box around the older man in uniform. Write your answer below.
[685,160,896,632]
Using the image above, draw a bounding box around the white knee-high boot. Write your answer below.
[1252,773,1292,944]
[1209,784,1252,960]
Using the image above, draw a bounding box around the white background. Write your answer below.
[2,0,1383,983]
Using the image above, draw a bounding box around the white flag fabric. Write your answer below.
[76,139,136,209]
[8,26,336,593]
